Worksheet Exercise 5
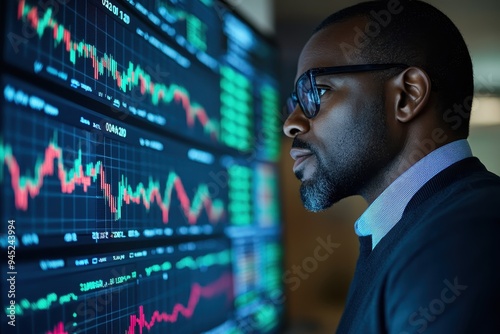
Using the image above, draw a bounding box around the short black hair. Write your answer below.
[315,0,474,137]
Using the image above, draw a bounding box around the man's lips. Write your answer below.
[290,148,314,173]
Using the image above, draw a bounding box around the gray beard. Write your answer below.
[300,175,337,212]
[297,157,349,212]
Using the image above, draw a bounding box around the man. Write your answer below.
[283,0,500,333]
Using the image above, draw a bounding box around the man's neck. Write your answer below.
[359,137,464,205]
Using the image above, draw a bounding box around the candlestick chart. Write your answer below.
[5,0,221,145]
[0,240,233,334]
[1,79,227,247]
[0,0,284,332]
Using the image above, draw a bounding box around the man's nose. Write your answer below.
[283,107,310,138]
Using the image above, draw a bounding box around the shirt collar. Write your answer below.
[354,139,473,250]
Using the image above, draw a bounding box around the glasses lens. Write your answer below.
[296,73,318,118]
[285,95,297,116]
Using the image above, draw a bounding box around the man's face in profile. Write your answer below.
[284,17,400,211]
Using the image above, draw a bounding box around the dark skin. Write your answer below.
[283,16,463,207]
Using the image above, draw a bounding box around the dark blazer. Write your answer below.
[337,157,500,333]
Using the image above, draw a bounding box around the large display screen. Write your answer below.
[0,0,283,333]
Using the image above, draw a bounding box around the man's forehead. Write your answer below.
[295,16,369,80]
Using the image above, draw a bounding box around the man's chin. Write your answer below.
[299,180,335,212]
[294,169,304,181]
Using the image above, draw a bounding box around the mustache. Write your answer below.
[292,137,316,153]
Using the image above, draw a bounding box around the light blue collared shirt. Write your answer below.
[354,139,473,250]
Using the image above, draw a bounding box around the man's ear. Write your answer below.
[386,67,432,123]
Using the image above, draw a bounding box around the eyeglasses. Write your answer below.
[285,63,409,119]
